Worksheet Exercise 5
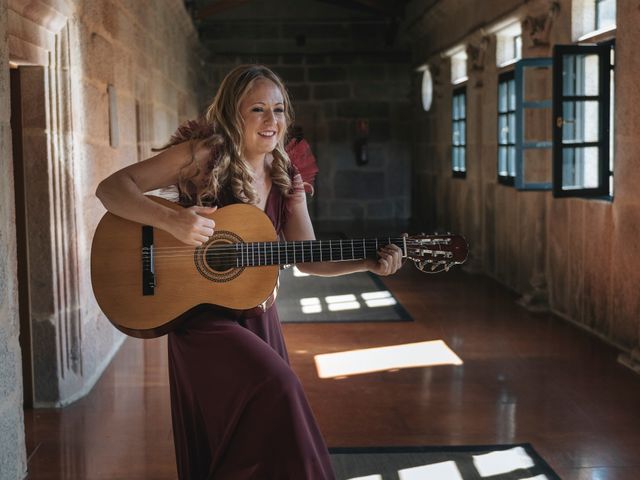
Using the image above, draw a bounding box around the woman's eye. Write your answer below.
[275,108,285,113]
[252,107,263,112]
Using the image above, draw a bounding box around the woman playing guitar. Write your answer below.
[95,64,403,480]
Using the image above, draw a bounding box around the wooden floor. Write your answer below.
[24,267,640,479]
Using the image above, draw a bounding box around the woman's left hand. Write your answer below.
[365,244,404,276]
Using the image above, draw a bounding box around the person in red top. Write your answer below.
[96,64,403,479]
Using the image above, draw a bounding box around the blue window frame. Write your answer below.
[515,57,553,190]
[498,70,516,185]
[552,41,614,198]
[452,87,466,178]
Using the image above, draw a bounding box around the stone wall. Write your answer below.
[200,0,412,235]
[0,1,28,479]
[1,0,206,474]
[403,0,640,353]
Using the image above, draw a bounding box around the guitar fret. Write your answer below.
[351,240,354,260]
[362,238,365,258]
[340,240,343,260]
[293,241,296,264]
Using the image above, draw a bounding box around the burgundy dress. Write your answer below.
[167,183,335,479]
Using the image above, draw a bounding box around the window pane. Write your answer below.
[508,79,516,110]
[460,147,466,171]
[562,100,599,143]
[508,146,516,176]
[596,0,616,31]
[508,112,516,144]
[498,147,507,175]
[498,115,508,144]
[562,147,600,189]
[452,95,459,120]
[452,121,460,146]
[562,54,599,96]
[460,120,466,146]
[460,94,466,118]
[498,83,507,112]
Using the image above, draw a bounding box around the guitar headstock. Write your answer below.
[405,233,468,273]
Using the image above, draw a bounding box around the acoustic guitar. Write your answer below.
[91,196,468,338]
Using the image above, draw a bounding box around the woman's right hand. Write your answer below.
[165,206,218,246]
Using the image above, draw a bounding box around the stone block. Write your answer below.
[352,81,387,100]
[308,66,346,82]
[336,100,389,118]
[328,120,348,142]
[348,65,379,82]
[276,66,305,83]
[366,200,394,219]
[368,119,391,142]
[79,80,110,141]
[329,200,364,220]
[283,23,346,39]
[287,84,310,102]
[282,54,303,64]
[313,83,350,100]
[305,54,328,65]
[78,25,115,84]
[334,170,385,199]
[0,397,27,480]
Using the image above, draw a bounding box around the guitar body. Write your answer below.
[91,196,279,338]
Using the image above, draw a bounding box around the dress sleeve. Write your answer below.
[281,139,318,230]
[284,138,318,191]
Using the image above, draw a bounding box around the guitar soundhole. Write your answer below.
[194,231,244,283]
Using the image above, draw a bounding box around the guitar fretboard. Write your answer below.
[212,238,406,268]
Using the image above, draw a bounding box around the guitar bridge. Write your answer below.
[142,226,156,295]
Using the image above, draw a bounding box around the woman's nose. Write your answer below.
[264,110,276,124]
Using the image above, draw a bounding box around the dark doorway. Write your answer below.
[10,66,34,410]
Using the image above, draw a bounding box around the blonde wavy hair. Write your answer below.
[168,65,295,206]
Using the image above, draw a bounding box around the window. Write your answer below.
[452,87,467,177]
[514,58,553,190]
[573,0,616,40]
[496,22,522,67]
[595,0,616,30]
[450,49,468,85]
[497,71,516,185]
[552,41,614,197]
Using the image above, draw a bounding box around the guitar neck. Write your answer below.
[229,237,406,268]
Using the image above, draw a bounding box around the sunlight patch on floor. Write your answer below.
[315,340,463,379]
[398,461,464,480]
[299,290,398,314]
[473,447,536,477]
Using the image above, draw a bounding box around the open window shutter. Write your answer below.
[515,57,553,190]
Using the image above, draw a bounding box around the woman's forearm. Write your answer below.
[295,259,370,277]
[96,171,175,231]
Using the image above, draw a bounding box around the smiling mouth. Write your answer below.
[258,131,276,138]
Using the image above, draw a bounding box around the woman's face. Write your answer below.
[239,78,286,162]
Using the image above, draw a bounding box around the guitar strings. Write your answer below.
[142,239,442,258]
[140,241,452,266]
